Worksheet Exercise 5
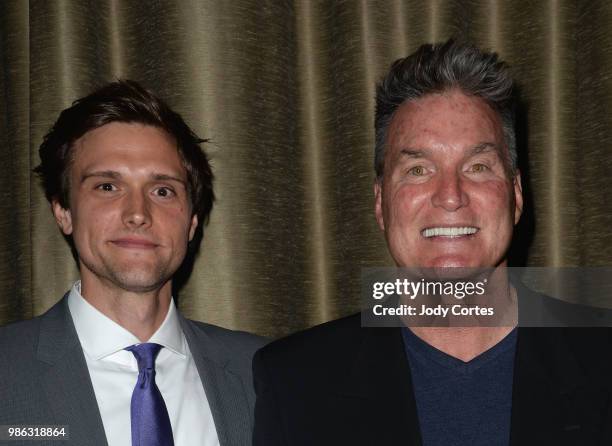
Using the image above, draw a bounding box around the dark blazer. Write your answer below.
[253,313,612,445]
[0,295,266,446]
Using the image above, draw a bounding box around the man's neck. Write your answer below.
[406,267,518,362]
[408,326,515,362]
[79,276,172,342]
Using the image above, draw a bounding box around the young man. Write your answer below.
[0,80,264,446]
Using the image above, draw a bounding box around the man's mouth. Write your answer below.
[111,238,158,249]
[421,227,479,238]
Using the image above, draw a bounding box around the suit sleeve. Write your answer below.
[252,348,286,446]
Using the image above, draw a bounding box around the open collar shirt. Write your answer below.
[67,281,219,446]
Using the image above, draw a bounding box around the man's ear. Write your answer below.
[52,200,73,235]
[188,214,199,241]
[513,170,523,225]
[374,180,385,231]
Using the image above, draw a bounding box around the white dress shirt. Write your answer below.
[67,281,220,446]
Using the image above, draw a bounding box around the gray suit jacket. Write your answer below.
[0,295,266,446]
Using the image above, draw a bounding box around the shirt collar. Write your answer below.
[67,281,187,360]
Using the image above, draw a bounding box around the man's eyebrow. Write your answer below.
[399,148,427,158]
[151,173,187,185]
[399,143,500,159]
[469,142,499,156]
[80,170,121,183]
[80,171,187,186]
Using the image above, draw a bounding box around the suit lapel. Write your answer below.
[510,328,610,445]
[180,317,252,446]
[36,296,108,446]
[337,326,422,446]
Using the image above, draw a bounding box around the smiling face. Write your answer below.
[375,89,523,268]
[52,122,198,296]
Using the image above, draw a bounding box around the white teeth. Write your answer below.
[422,227,478,238]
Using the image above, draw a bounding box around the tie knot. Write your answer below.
[126,343,163,371]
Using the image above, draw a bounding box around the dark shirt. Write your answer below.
[402,327,517,446]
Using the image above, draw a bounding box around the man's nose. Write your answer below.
[122,191,152,229]
[431,172,469,211]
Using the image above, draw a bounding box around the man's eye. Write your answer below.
[97,183,116,192]
[408,166,426,176]
[154,187,175,198]
[469,163,489,173]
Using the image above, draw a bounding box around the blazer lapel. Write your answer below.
[36,296,108,446]
[180,317,253,446]
[337,326,422,446]
[510,328,611,445]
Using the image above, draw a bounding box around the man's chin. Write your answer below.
[104,266,173,294]
[398,254,479,268]
[110,276,169,294]
[396,255,490,279]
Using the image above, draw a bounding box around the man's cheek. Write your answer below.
[478,179,512,199]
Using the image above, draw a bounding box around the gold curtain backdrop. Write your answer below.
[1,0,611,338]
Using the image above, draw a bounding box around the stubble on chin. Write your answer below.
[80,254,175,294]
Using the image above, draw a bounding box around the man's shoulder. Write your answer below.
[186,318,266,347]
[0,311,58,412]
[519,327,612,373]
[255,313,367,369]
[0,314,41,336]
[183,318,267,363]
[0,296,76,371]
[0,316,41,358]
[0,293,72,351]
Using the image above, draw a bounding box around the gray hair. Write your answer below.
[374,39,517,180]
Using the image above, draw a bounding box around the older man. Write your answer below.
[253,40,612,445]
[0,81,265,446]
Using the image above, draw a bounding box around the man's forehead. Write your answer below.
[396,142,502,159]
[391,92,501,128]
[70,122,186,178]
[386,93,505,153]
[73,122,175,150]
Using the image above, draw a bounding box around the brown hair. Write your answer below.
[34,80,214,225]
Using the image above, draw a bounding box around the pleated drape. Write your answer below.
[1,1,611,338]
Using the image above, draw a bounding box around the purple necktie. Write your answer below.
[126,343,174,446]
